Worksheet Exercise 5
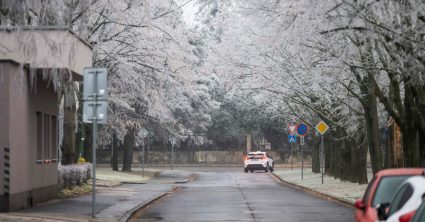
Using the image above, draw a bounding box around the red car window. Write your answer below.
[372,175,411,207]
[363,176,376,203]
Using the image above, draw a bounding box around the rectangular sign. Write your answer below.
[83,67,108,101]
[288,135,297,143]
[83,101,108,124]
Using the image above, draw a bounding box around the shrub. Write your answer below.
[58,163,92,189]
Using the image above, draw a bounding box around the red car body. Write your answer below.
[355,168,425,222]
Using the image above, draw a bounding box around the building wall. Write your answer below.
[2,61,58,210]
[0,29,92,80]
[0,63,11,210]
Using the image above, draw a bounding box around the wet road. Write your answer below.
[132,168,354,222]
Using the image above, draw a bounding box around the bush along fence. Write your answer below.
[58,163,92,189]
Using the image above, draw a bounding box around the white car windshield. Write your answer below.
[248,154,265,159]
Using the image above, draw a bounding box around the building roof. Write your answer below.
[0,27,93,80]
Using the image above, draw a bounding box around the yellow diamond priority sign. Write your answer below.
[315,120,329,135]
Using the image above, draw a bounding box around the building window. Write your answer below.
[51,115,57,161]
[44,113,50,161]
[36,112,43,161]
[35,112,58,163]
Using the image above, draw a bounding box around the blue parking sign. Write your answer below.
[288,135,297,143]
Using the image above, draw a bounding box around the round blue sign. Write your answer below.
[296,123,309,136]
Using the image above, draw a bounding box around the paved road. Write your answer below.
[132,168,354,222]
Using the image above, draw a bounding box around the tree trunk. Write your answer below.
[419,128,425,167]
[83,125,92,162]
[402,88,420,167]
[312,135,320,173]
[62,101,76,165]
[383,127,393,168]
[111,131,119,171]
[401,124,419,167]
[325,134,333,176]
[350,135,368,184]
[363,74,383,174]
[122,128,135,172]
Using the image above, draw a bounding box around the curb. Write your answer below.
[174,172,197,184]
[120,172,197,222]
[3,213,93,222]
[119,186,178,222]
[270,173,355,208]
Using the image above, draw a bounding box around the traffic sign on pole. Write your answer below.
[83,68,108,101]
[288,124,297,135]
[295,123,308,180]
[82,67,108,218]
[315,120,329,184]
[315,121,329,135]
[288,135,297,143]
[296,123,309,136]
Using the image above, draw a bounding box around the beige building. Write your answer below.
[0,27,92,211]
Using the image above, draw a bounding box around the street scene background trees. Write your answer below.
[2,0,424,183]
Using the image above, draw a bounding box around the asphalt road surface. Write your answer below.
[132,167,354,222]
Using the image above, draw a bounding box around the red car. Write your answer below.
[355,168,425,222]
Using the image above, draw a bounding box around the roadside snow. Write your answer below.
[274,168,372,204]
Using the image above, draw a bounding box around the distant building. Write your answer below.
[0,27,92,211]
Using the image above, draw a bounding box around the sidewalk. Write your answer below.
[0,169,194,222]
[272,168,372,205]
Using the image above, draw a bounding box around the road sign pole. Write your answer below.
[91,71,98,218]
[300,136,304,180]
[301,140,304,180]
[142,141,145,177]
[291,143,294,170]
[147,142,150,168]
[83,67,107,218]
[321,135,324,184]
[171,143,174,170]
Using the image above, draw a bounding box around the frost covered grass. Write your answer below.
[274,168,372,204]
[59,183,92,199]
[96,167,162,184]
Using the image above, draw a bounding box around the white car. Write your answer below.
[383,176,425,222]
[244,151,274,173]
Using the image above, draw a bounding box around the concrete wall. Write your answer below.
[96,150,309,165]
[0,61,58,211]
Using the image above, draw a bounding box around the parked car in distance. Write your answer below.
[244,151,274,173]
[355,168,425,222]
[410,199,425,222]
[379,176,425,222]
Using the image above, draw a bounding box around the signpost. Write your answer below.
[139,128,149,177]
[83,67,108,218]
[315,120,329,184]
[297,123,308,179]
[288,124,297,170]
[169,137,177,170]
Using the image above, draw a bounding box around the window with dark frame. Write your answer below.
[36,112,43,162]
[36,112,58,163]
[44,113,50,162]
[51,115,57,162]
